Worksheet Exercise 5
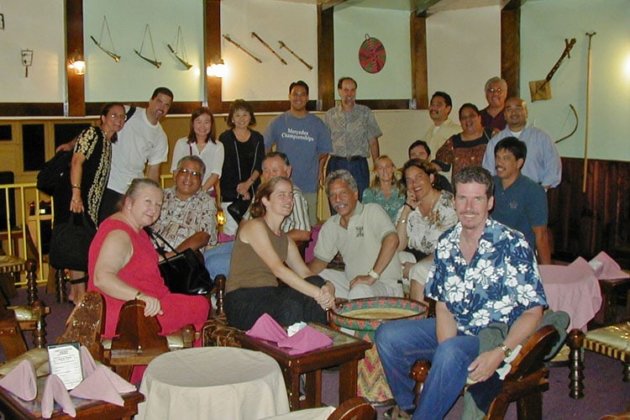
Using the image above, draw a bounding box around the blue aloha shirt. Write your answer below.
[426,218,547,336]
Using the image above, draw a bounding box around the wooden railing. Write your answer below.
[0,182,54,285]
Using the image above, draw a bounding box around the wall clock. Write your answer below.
[358,34,386,74]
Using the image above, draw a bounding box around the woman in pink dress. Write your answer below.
[87,178,209,339]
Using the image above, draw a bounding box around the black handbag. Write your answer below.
[146,228,213,296]
[49,213,96,271]
[227,198,251,224]
[37,151,72,196]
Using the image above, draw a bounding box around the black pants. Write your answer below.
[98,188,123,224]
[224,275,328,330]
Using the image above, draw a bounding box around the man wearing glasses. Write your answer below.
[480,77,508,134]
[152,156,217,254]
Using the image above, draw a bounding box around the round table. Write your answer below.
[137,347,290,420]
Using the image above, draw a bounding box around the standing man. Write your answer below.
[480,77,508,134]
[309,170,402,299]
[492,137,551,264]
[376,166,546,419]
[99,87,174,221]
[424,91,461,155]
[325,77,382,198]
[153,156,217,253]
[265,81,332,226]
[483,97,562,189]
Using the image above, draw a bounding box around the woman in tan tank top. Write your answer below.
[224,176,336,330]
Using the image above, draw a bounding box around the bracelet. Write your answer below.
[405,202,414,210]
[135,290,142,299]
[399,219,407,224]
[71,185,81,190]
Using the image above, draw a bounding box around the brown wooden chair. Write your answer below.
[328,397,376,420]
[411,325,559,419]
[103,298,197,380]
[0,291,104,377]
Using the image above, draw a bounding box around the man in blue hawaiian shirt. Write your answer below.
[376,166,547,419]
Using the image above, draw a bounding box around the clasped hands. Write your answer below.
[137,293,164,317]
[315,284,335,310]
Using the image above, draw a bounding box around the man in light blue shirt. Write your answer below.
[482,97,561,189]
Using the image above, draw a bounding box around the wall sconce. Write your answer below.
[68,53,86,75]
[206,59,227,78]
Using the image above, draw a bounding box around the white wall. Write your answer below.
[334,6,412,100]
[221,0,319,101]
[0,0,65,102]
[521,0,630,161]
[83,0,205,102]
[426,5,502,113]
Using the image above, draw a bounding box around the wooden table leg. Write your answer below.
[339,359,359,404]
[285,369,301,411]
[301,370,322,409]
[25,260,38,306]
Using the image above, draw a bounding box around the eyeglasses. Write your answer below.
[487,88,504,94]
[178,168,202,178]
[109,113,127,120]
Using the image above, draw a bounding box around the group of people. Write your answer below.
[52,75,564,416]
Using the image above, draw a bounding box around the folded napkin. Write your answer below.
[70,367,132,406]
[247,314,332,355]
[0,359,37,401]
[70,346,135,406]
[246,313,289,342]
[41,374,76,418]
[277,326,332,355]
[80,346,98,378]
[589,251,630,280]
[539,257,596,285]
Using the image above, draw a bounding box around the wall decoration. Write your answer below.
[134,24,161,68]
[90,16,121,62]
[358,34,386,74]
[278,40,312,70]
[223,34,262,63]
[167,26,192,70]
[529,38,576,102]
[0,13,5,30]
[21,49,33,77]
[251,32,286,65]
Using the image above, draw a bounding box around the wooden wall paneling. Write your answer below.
[318,6,334,111]
[501,5,520,97]
[66,0,85,116]
[205,0,224,113]
[410,13,428,110]
[548,157,630,267]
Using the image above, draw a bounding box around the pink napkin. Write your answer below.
[70,366,134,406]
[41,374,76,418]
[0,359,37,401]
[246,313,288,342]
[589,251,630,280]
[539,257,596,285]
[277,326,333,355]
[80,346,98,377]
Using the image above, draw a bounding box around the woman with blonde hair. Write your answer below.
[362,155,405,223]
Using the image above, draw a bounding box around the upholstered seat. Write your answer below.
[568,322,630,399]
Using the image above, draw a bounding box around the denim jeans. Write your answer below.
[375,318,480,419]
[327,156,369,199]
[203,241,234,279]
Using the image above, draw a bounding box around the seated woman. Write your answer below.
[362,155,405,223]
[396,160,457,303]
[224,176,336,330]
[88,178,210,339]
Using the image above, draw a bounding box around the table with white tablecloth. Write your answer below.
[137,347,290,420]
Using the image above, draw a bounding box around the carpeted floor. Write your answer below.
[4,287,630,419]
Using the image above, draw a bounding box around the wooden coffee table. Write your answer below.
[0,385,144,419]
[239,323,371,411]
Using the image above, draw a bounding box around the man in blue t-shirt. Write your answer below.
[491,137,551,264]
[264,81,332,225]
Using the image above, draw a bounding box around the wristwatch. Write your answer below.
[367,270,380,281]
[498,343,512,358]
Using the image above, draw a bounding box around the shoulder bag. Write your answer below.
[49,212,96,271]
[145,227,213,296]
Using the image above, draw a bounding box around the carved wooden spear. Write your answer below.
[222,34,262,63]
[278,40,313,71]
[251,32,287,65]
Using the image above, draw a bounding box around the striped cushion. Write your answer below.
[584,322,630,362]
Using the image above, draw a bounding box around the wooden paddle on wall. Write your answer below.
[529,38,576,102]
